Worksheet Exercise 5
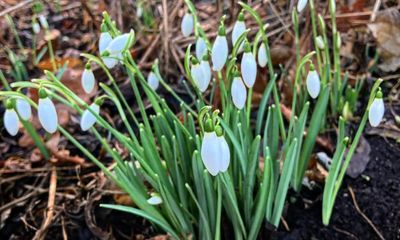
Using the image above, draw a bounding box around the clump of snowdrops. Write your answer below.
[1,0,385,238]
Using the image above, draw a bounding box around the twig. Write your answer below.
[33,166,57,240]
[332,226,359,240]
[280,217,290,231]
[348,186,385,240]
[0,0,34,18]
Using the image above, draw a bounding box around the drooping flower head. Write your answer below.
[195,37,207,60]
[232,11,246,51]
[306,64,321,99]
[190,57,206,92]
[181,12,194,37]
[257,42,268,68]
[297,0,308,12]
[199,108,230,176]
[38,88,58,134]
[82,63,96,94]
[147,193,163,205]
[231,70,247,109]
[101,29,135,69]
[368,89,384,127]
[211,21,228,71]
[3,99,19,136]
[80,97,103,131]
[147,71,159,91]
[16,98,32,121]
[200,54,211,92]
[241,41,257,88]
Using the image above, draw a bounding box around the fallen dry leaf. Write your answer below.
[368,8,400,72]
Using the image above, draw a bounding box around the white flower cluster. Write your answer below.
[181,10,270,110]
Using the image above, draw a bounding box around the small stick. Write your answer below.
[348,186,385,240]
[33,166,57,240]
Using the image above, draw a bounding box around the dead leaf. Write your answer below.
[37,57,83,71]
[345,135,371,178]
[368,8,400,72]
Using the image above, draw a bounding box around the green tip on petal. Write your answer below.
[5,99,14,109]
[94,97,104,106]
[215,125,223,136]
[38,88,47,99]
[243,41,251,53]
[309,63,315,71]
[218,24,225,36]
[238,11,245,21]
[85,63,91,70]
[191,56,199,65]
[202,53,209,61]
[376,89,383,99]
[204,118,213,132]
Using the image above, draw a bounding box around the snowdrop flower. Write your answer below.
[191,58,206,92]
[241,42,257,88]
[136,4,143,18]
[368,90,384,127]
[297,0,308,12]
[80,101,101,131]
[16,98,32,121]
[38,89,58,134]
[315,36,325,49]
[147,194,162,205]
[306,65,320,99]
[200,55,211,92]
[231,76,247,109]
[181,12,194,37]
[147,71,159,90]
[99,32,112,55]
[3,100,19,136]
[38,15,48,29]
[196,37,207,60]
[211,24,228,71]
[102,30,134,69]
[32,20,40,34]
[82,63,96,94]
[201,125,230,176]
[232,11,246,50]
[257,42,268,67]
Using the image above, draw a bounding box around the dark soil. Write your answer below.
[275,136,400,240]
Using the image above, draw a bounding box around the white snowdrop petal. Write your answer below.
[38,98,58,134]
[297,0,308,12]
[4,109,19,136]
[102,55,118,69]
[137,6,143,18]
[33,23,40,34]
[315,36,325,49]
[99,32,112,54]
[241,52,257,88]
[231,77,247,109]
[196,38,207,59]
[232,21,246,47]
[106,33,130,54]
[368,98,384,127]
[38,15,48,29]
[200,60,211,92]
[218,136,230,172]
[306,70,321,99]
[211,36,228,71]
[201,132,221,176]
[257,43,268,67]
[181,13,194,37]
[80,103,100,131]
[191,64,206,92]
[81,69,95,94]
[16,98,31,121]
[147,72,159,90]
[147,195,163,205]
